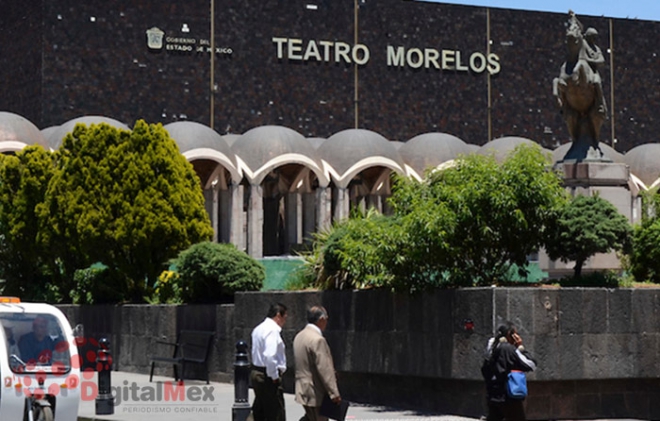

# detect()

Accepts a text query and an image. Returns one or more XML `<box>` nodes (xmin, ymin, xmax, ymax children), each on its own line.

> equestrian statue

<box><xmin>553</xmin><ymin>11</ymin><xmax>608</xmax><ymax>161</ymax></box>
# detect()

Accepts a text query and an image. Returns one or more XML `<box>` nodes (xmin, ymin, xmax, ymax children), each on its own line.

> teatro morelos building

<box><xmin>1</xmin><ymin>0</ymin><xmax>660</xmax><ymax>268</ymax></box>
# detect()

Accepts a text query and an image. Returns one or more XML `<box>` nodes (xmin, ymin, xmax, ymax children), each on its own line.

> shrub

<box><xmin>631</xmin><ymin>224</ymin><xmax>660</xmax><ymax>283</ymax></box>
<box><xmin>321</xmin><ymin>213</ymin><xmax>396</xmax><ymax>290</ymax></box>
<box><xmin>71</xmin><ymin>265</ymin><xmax>130</xmax><ymax>304</ymax></box>
<box><xmin>556</xmin><ymin>271</ymin><xmax>621</xmax><ymax>288</ymax></box>
<box><xmin>149</xmin><ymin>270</ymin><xmax>183</xmax><ymax>304</ymax></box>
<box><xmin>172</xmin><ymin>242</ymin><xmax>264</xmax><ymax>303</ymax></box>
<box><xmin>295</xmin><ymin>210</ymin><xmax>449</xmax><ymax>293</ymax></box>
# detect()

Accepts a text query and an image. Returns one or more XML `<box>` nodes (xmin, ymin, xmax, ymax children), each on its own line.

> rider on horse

<box><xmin>553</xmin><ymin>11</ymin><xmax>608</xmax><ymax>158</ymax></box>
<box><xmin>581</xmin><ymin>27</ymin><xmax>607</xmax><ymax>116</ymax></box>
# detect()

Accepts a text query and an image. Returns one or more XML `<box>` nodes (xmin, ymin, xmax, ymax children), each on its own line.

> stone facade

<box><xmin>1</xmin><ymin>0</ymin><xmax>660</xmax><ymax>152</ymax></box>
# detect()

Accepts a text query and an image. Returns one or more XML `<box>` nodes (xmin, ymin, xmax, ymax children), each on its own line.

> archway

<box><xmin>261</xmin><ymin>163</ymin><xmax>319</xmax><ymax>256</ymax></box>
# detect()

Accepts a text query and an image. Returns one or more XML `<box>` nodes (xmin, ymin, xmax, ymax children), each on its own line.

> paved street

<box><xmin>77</xmin><ymin>371</ymin><xmax>647</xmax><ymax>421</ymax></box>
<box><xmin>77</xmin><ymin>371</ymin><xmax>480</xmax><ymax>421</ymax></box>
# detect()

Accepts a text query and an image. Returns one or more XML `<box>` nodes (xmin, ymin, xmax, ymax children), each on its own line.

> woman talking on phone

<box><xmin>481</xmin><ymin>322</ymin><xmax>537</xmax><ymax>421</ymax></box>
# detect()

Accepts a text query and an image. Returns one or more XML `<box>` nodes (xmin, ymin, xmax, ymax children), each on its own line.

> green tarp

<box><xmin>259</xmin><ymin>258</ymin><xmax>304</xmax><ymax>290</ymax></box>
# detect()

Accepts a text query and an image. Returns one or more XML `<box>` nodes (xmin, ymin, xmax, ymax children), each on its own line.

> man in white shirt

<box><xmin>250</xmin><ymin>303</ymin><xmax>288</xmax><ymax>421</ymax></box>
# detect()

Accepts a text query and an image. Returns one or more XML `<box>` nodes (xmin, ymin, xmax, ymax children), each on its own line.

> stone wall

<box><xmin>58</xmin><ymin>303</ymin><xmax>236</xmax><ymax>381</ymax></box>
<box><xmin>59</xmin><ymin>288</ymin><xmax>660</xmax><ymax>419</ymax></box>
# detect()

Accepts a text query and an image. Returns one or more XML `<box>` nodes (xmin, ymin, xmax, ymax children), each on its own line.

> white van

<box><xmin>0</xmin><ymin>297</ymin><xmax>81</xmax><ymax>421</ymax></box>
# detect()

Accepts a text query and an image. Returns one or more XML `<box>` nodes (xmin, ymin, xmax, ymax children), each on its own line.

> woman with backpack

<box><xmin>481</xmin><ymin>322</ymin><xmax>537</xmax><ymax>421</ymax></box>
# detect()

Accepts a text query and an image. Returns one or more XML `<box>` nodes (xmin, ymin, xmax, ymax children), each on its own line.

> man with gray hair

<box><xmin>293</xmin><ymin>306</ymin><xmax>341</xmax><ymax>421</ymax></box>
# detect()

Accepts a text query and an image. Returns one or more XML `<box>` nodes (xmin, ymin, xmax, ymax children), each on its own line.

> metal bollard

<box><xmin>95</xmin><ymin>337</ymin><xmax>115</xmax><ymax>415</ymax></box>
<box><xmin>232</xmin><ymin>340</ymin><xmax>251</xmax><ymax>421</ymax></box>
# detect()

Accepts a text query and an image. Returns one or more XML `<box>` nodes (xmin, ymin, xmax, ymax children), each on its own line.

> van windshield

<box><xmin>1</xmin><ymin>313</ymin><xmax>72</xmax><ymax>374</ymax></box>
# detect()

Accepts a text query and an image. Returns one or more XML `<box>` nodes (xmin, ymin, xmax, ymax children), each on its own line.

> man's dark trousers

<box><xmin>250</xmin><ymin>369</ymin><xmax>285</xmax><ymax>421</ymax></box>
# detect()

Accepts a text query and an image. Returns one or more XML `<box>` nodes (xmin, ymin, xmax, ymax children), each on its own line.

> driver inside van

<box><xmin>18</xmin><ymin>316</ymin><xmax>55</xmax><ymax>364</ymax></box>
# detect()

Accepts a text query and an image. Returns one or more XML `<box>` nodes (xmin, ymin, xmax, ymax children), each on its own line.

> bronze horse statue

<box><xmin>553</xmin><ymin>12</ymin><xmax>608</xmax><ymax>161</ymax></box>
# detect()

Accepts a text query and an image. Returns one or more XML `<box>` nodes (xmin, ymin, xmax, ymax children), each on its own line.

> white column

<box><xmin>212</xmin><ymin>183</ymin><xmax>219</xmax><ymax>242</ymax></box>
<box><xmin>316</xmin><ymin>187</ymin><xmax>331</xmax><ymax>232</ymax></box>
<box><xmin>247</xmin><ymin>184</ymin><xmax>263</xmax><ymax>258</ymax></box>
<box><xmin>358</xmin><ymin>195</ymin><xmax>366</xmax><ymax>214</ymax></box>
<box><xmin>230</xmin><ymin>183</ymin><xmax>245</xmax><ymax>251</ymax></box>
<box><xmin>367</xmin><ymin>194</ymin><xmax>382</xmax><ymax>213</ymax></box>
<box><xmin>285</xmin><ymin>192</ymin><xmax>300</xmax><ymax>249</ymax></box>
<box><xmin>302</xmin><ymin>192</ymin><xmax>316</xmax><ymax>243</ymax></box>
<box><xmin>334</xmin><ymin>187</ymin><xmax>350</xmax><ymax>221</ymax></box>
<box><xmin>219</xmin><ymin>189</ymin><xmax>231</xmax><ymax>243</ymax></box>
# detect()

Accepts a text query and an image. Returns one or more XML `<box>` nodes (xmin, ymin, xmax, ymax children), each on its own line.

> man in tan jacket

<box><xmin>293</xmin><ymin>306</ymin><xmax>341</xmax><ymax>421</ymax></box>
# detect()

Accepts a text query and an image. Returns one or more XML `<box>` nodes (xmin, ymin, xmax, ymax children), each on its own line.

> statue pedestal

<box><xmin>541</xmin><ymin>161</ymin><xmax>638</xmax><ymax>276</ymax></box>
<box><xmin>559</xmin><ymin>160</ymin><xmax>629</xmax><ymax>193</ymax></box>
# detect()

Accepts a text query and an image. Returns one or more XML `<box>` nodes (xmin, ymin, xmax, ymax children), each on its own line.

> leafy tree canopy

<box><xmin>37</xmin><ymin>120</ymin><xmax>213</xmax><ymax>301</ymax></box>
<box><xmin>391</xmin><ymin>144</ymin><xmax>566</xmax><ymax>285</ymax></box>
<box><xmin>0</xmin><ymin>146</ymin><xmax>56</xmax><ymax>300</ymax></box>
<box><xmin>299</xmin><ymin>144</ymin><xmax>567</xmax><ymax>291</ymax></box>
<box><xmin>629</xmin><ymin>191</ymin><xmax>660</xmax><ymax>283</ymax></box>
<box><xmin>545</xmin><ymin>194</ymin><xmax>632</xmax><ymax>278</ymax></box>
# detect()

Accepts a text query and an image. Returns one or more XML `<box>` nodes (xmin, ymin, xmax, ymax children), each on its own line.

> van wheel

<box><xmin>33</xmin><ymin>404</ymin><xmax>53</xmax><ymax>421</ymax></box>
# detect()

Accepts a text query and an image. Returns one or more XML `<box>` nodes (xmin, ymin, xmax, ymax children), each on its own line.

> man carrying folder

<box><xmin>293</xmin><ymin>306</ymin><xmax>344</xmax><ymax>421</ymax></box>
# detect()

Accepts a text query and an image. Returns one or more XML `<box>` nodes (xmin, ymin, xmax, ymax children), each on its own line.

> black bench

<box><xmin>149</xmin><ymin>330</ymin><xmax>215</xmax><ymax>384</ymax></box>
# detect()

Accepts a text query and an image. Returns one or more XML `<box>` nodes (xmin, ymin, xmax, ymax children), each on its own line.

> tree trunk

<box><xmin>574</xmin><ymin>259</ymin><xmax>584</xmax><ymax>278</ymax></box>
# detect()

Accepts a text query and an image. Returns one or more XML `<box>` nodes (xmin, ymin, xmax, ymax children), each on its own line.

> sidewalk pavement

<box><xmin>77</xmin><ymin>371</ymin><xmax>480</xmax><ymax>421</ymax></box>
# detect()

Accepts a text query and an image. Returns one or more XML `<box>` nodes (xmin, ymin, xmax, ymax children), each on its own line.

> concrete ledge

<box><xmin>561</xmin><ymin>162</ymin><xmax>630</xmax><ymax>186</ymax></box>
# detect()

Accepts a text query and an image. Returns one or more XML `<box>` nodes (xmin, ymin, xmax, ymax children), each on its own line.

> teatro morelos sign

<box><xmin>145</xmin><ymin>28</ymin><xmax>500</xmax><ymax>75</ymax></box>
<box><xmin>272</xmin><ymin>37</ymin><xmax>501</xmax><ymax>75</ymax></box>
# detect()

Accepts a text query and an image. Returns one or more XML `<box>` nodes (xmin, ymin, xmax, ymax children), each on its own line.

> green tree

<box><xmin>391</xmin><ymin>144</ymin><xmax>566</xmax><ymax>285</ymax></box>
<box><xmin>387</xmin><ymin>175</ymin><xmax>457</xmax><ymax>288</ymax></box>
<box><xmin>300</xmin><ymin>144</ymin><xmax>566</xmax><ymax>290</ymax></box>
<box><xmin>38</xmin><ymin>121</ymin><xmax>213</xmax><ymax>301</ymax></box>
<box><xmin>172</xmin><ymin>241</ymin><xmax>264</xmax><ymax>303</ymax></box>
<box><xmin>545</xmin><ymin>194</ymin><xmax>632</xmax><ymax>278</ymax></box>
<box><xmin>318</xmin><ymin>211</ymin><xmax>398</xmax><ymax>290</ymax></box>
<box><xmin>0</xmin><ymin>146</ymin><xmax>57</xmax><ymax>300</ymax></box>
<box><xmin>629</xmin><ymin>192</ymin><xmax>660</xmax><ymax>283</ymax></box>
<box><xmin>294</xmin><ymin>206</ymin><xmax>453</xmax><ymax>293</ymax></box>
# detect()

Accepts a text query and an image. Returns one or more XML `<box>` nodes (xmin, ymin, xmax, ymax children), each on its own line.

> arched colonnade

<box><xmin>2</xmin><ymin>112</ymin><xmax>660</xmax><ymax>259</ymax></box>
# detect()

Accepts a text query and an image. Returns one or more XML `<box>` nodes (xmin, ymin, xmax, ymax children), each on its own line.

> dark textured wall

<box><xmin>59</xmin><ymin>288</ymin><xmax>660</xmax><ymax>419</ymax></box>
<box><xmin>0</xmin><ymin>0</ymin><xmax>43</xmax><ymax>124</ymax></box>
<box><xmin>234</xmin><ymin>288</ymin><xmax>660</xmax><ymax>419</ymax></box>
<box><xmin>611</xmin><ymin>19</ymin><xmax>660</xmax><ymax>152</ymax></box>
<box><xmin>2</xmin><ymin>0</ymin><xmax>660</xmax><ymax>151</ymax></box>
<box><xmin>58</xmin><ymin>304</ymin><xmax>236</xmax><ymax>381</ymax></box>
